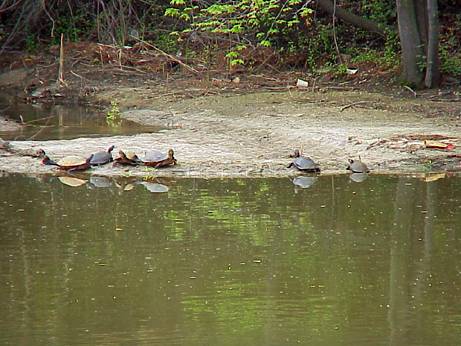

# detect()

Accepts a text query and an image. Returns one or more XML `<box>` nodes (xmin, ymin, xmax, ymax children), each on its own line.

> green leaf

<box><xmin>225</xmin><ymin>51</ymin><xmax>239</xmax><ymax>59</ymax></box>
<box><xmin>260</xmin><ymin>40</ymin><xmax>271</xmax><ymax>47</ymax></box>
<box><xmin>230</xmin><ymin>58</ymin><xmax>244</xmax><ymax>66</ymax></box>
<box><xmin>299</xmin><ymin>8</ymin><xmax>313</xmax><ymax>18</ymax></box>
<box><xmin>164</xmin><ymin>8</ymin><xmax>180</xmax><ymax>17</ymax></box>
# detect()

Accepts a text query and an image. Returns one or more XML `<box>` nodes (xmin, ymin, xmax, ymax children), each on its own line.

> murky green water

<box><xmin>0</xmin><ymin>173</ymin><xmax>460</xmax><ymax>346</ymax></box>
<box><xmin>0</xmin><ymin>102</ymin><xmax>159</xmax><ymax>140</ymax></box>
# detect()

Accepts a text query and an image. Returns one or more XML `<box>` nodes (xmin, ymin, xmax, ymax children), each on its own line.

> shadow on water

<box><xmin>0</xmin><ymin>173</ymin><xmax>460</xmax><ymax>346</ymax></box>
<box><xmin>0</xmin><ymin>101</ymin><xmax>160</xmax><ymax>140</ymax></box>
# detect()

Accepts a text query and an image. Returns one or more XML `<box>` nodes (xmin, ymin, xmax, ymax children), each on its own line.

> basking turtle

<box><xmin>287</xmin><ymin>149</ymin><xmax>320</xmax><ymax>173</ymax></box>
<box><xmin>142</xmin><ymin>148</ymin><xmax>177</xmax><ymax>168</ymax></box>
<box><xmin>42</xmin><ymin>154</ymin><xmax>94</xmax><ymax>172</ymax></box>
<box><xmin>346</xmin><ymin>158</ymin><xmax>370</xmax><ymax>173</ymax></box>
<box><xmin>90</xmin><ymin>145</ymin><xmax>115</xmax><ymax>166</ymax></box>
<box><xmin>114</xmin><ymin>150</ymin><xmax>142</xmax><ymax>166</ymax></box>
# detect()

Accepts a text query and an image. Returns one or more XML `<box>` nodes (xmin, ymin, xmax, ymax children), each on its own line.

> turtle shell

<box><xmin>347</xmin><ymin>159</ymin><xmax>369</xmax><ymax>173</ymax></box>
<box><xmin>143</xmin><ymin>150</ymin><xmax>166</xmax><ymax>162</ymax></box>
<box><xmin>142</xmin><ymin>149</ymin><xmax>176</xmax><ymax>168</ymax></box>
<box><xmin>293</xmin><ymin>157</ymin><xmax>318</xmax><ymax>171</ymax></box>
<box><xmin>57</xmin><ymin>155</ymin><xmax>88</xmax><ymax>168</ymax></box>
<box><xmin>288</xmin><ymin>150</ymin><xmax>320</xmax><ymax>172</ymax></box>
<box><xmin>115</xmin><ymin>150</ymin><xmax>141</xmax><ymax>165</ymax></box>
<box><xmin>125</xmin><ymin>151</ymin><xmax>139</xmax><ymax>161</ymax></box>
<box><xmin>90</xmin><ymin>145</ymin><xmax>114</xmax><ymax>165</ymax></box>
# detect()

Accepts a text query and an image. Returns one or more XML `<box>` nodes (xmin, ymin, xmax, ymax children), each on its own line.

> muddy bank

<box><xmin>0</xmin><ymin>91</ymin><xmax>460</xmax><ymax>178</ymax></box>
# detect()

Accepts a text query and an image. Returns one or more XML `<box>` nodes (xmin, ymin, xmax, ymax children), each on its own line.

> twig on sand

<box><xmin>340</xmin><ymin>101</ymin><xmax>370</xmax><ymax>112</ymax></box>
<box><xmin>129</xmin><ymin>35</ymin><xmax>201</xmax><ymax>76</ymax></box>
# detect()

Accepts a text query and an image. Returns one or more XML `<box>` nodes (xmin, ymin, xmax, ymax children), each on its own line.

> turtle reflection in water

<box><xmin>58</xmin><ymin>176</ymin><xmax>87</xmax><ymax>187</ymax></box>
<box><xmin>350</xmin><ymin>173</ymin><xmax>369</xmax><ymax>183</ymax></box>
<box><xmin>292</xmin><ymin>176</ymin><xmax>318</xmax><ymax>189</ymax></box>
<box><xmin>139</xmin><ymin>181</ymin><xmax>169</xmax><ymax>193</ymax></box>
<box><xmin>89</xmin><ymin>176</ymin><xmax>113</xmax><ymax>188</ymax></box>
<box><xmin>288</xmin><ymin>149</ymin><xmax>320</xmax><ymax>173</ymax></box>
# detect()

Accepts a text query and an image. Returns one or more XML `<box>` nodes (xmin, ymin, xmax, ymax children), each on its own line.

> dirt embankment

<box><xmin>1</xmin><ymin>83</ymin><xmax>460</xmax><ymax>178</ymax></box>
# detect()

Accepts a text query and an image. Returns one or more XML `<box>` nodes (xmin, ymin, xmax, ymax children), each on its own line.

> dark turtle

<box><xmin>90</xmin><ymin>145</ymin><xmax>115</xmax><ymax>166</ymax></box>
<box><xmin>114</xmin><ymin>150</ymin><xmax>142</xmax><ymax>166</ymax></box>
<box><xmin>287</xmin><ymin>149</ymin><xmax>320</xmax><ymax>172</ymax></box>
<box><xmin>347</xmin><ymin>158</ymin><xmax>370</xmax><ymax>173</ymax></box>
<box><xmin>142</xmin><ymin>148</ymin><xmax>177</xmax><ymax>168</ymax></box>
<box><xmin>42</xmin><ymin>154</ymin><xmax>94</xmax><ymax>172</ymax></box>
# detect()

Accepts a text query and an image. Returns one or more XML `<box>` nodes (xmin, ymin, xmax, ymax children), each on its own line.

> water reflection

<box><xmin>0</xmin><ymin>174</ymin><xmax>460</xmax><ymax>346</ymax></box>
<box><xmin>292</xmin><ymin>176</ymin><xmax>318</xmax><ymax>189</ymax></box>
<box><xmin>0</xmin><ymin>102</ymin><xmax>160</xmax><ymax>140</ymax></box>
<box><xmin>350</xmin><ymin>172</ymin><xmax>368</xmax><ymax>183</ymax></box>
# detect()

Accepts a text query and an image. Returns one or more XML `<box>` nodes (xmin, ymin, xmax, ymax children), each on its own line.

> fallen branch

<box><xmin>403</xmin><ymin>85</ymin><xmax>417</xmax><ymax>97</ymax></box>
<box><xmin>129</xmin><ymin>35</ymin><xmax>201</xmax><ymax>76</ymax></box>
<box><xmin>56</xmin><ymin>33</ymin><xmax>68</xmax><ymax>88</ymax></box>
<box><xmin>340</xmin><ymin>100</ymin><xmax>370</xmax><ymax>112</ymax></box>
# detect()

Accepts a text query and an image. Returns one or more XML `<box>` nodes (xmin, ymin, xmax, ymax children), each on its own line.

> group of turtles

<box><xmin>288</xmin><ymin>149</ymin><xmax>370</xmax><ymax>174</ymax></box>
<box><xmin>35</xmin><ymin>144</ymin><xmax>368</xmax><ymax>175</ymax></box>
<box><xmin>39</xmin><ymin>145</ymin><xmax>177</xmax><ymax>172</ymax></box>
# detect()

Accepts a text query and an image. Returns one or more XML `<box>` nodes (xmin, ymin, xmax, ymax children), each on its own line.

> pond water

<box><xmin>0</xmin><ymin>102</ymin><xmax>160</xmax><ymax>140</ymax></box>
<box><xmin>0</xmin><ymin>173</ymin><xmax>460</xmax><ymax>345</ymax></box>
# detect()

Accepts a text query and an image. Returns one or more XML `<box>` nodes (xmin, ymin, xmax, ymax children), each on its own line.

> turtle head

<box><xmin>118</xmin><ymin>150</ymin><xmax>127</xmax><ymax>159</ymax></box>
<box><xmin>290</xmin><ymin>149</ymin><xmax>300</xmax><ymax>158</ymax></box>
<box><xmin>346</xmin><ymin>159</ymin><xmax>354</xmax><ymax>170</ymax></box>
<box><xmin>86</xmin><ymin>154</ymin><xmax>94</xmax><ymax>163</ymax></box>
<box><xmin>168</xmin><ymin>149</ymin><xmax>175</xmax><ymax>159</ymax></box>
<box><xmin>107</xmin><ymin>145</ymin><xmax>115</xmax><ymax>153</ymax></box>
<box><xmin>35</xmin><ymin>149</ymin><xmax>46</xmax><ymax>158</ymax></box>
<box><xmin>41</xmin><ymin>156</ymin><xmax>57</xmax><ymax>166</ymax></box>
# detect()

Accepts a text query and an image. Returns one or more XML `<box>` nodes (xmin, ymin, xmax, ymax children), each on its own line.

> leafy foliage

<box><xmin>165</xmin><ymin>0</ymin><xmax>314</xmax><ymax>66</ymax></box>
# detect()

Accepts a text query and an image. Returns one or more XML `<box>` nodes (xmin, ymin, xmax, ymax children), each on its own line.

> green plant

<box><xmin>165</xmin><ymin>0</ymin><xmax>315</xmax><ymax>66</ymax></box>
<box><xmin>25</xmin><ymin>34</ymin><xmax>38</xmax><ymax>53</ymax></box>
<box><xmin>440</xmin><ymin>48</ymin><xmax>461</xmax><ymax>76</ymax></box>
<box><xmin>106</xmin><ymin>100</ymin><xmax>121</xmax><ymax>127</ymax></box>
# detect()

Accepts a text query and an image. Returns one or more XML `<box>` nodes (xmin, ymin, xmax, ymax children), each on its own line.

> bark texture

<box><xmin>316</xmin><ymin>0</ymin><xmax>386</xmax><ymax>36</ymax></box>
<box><xmin>396</xmin><ymin>0</ymin><xmax>441</xmax><ymax>88</ymax></box>
<box><xmin>425</xmin><ymin>0</ymin><xmax>441</xmax><ymax>88</ymax></box>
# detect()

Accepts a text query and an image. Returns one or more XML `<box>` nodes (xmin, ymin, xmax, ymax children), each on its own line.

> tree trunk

<box><xmin>396</xmin><ymin>0</ymin><xmax>424</xmax><ymax>87</ymax></box>
<box><xmin>396</xmin><ymin>0</ymin><xmax>441</xmax><ymax>88</ymax></box>
<box><xmin>425</xmin><ymin>0</ymin><xmax>441</xmax><ymax>88</ymax></box>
